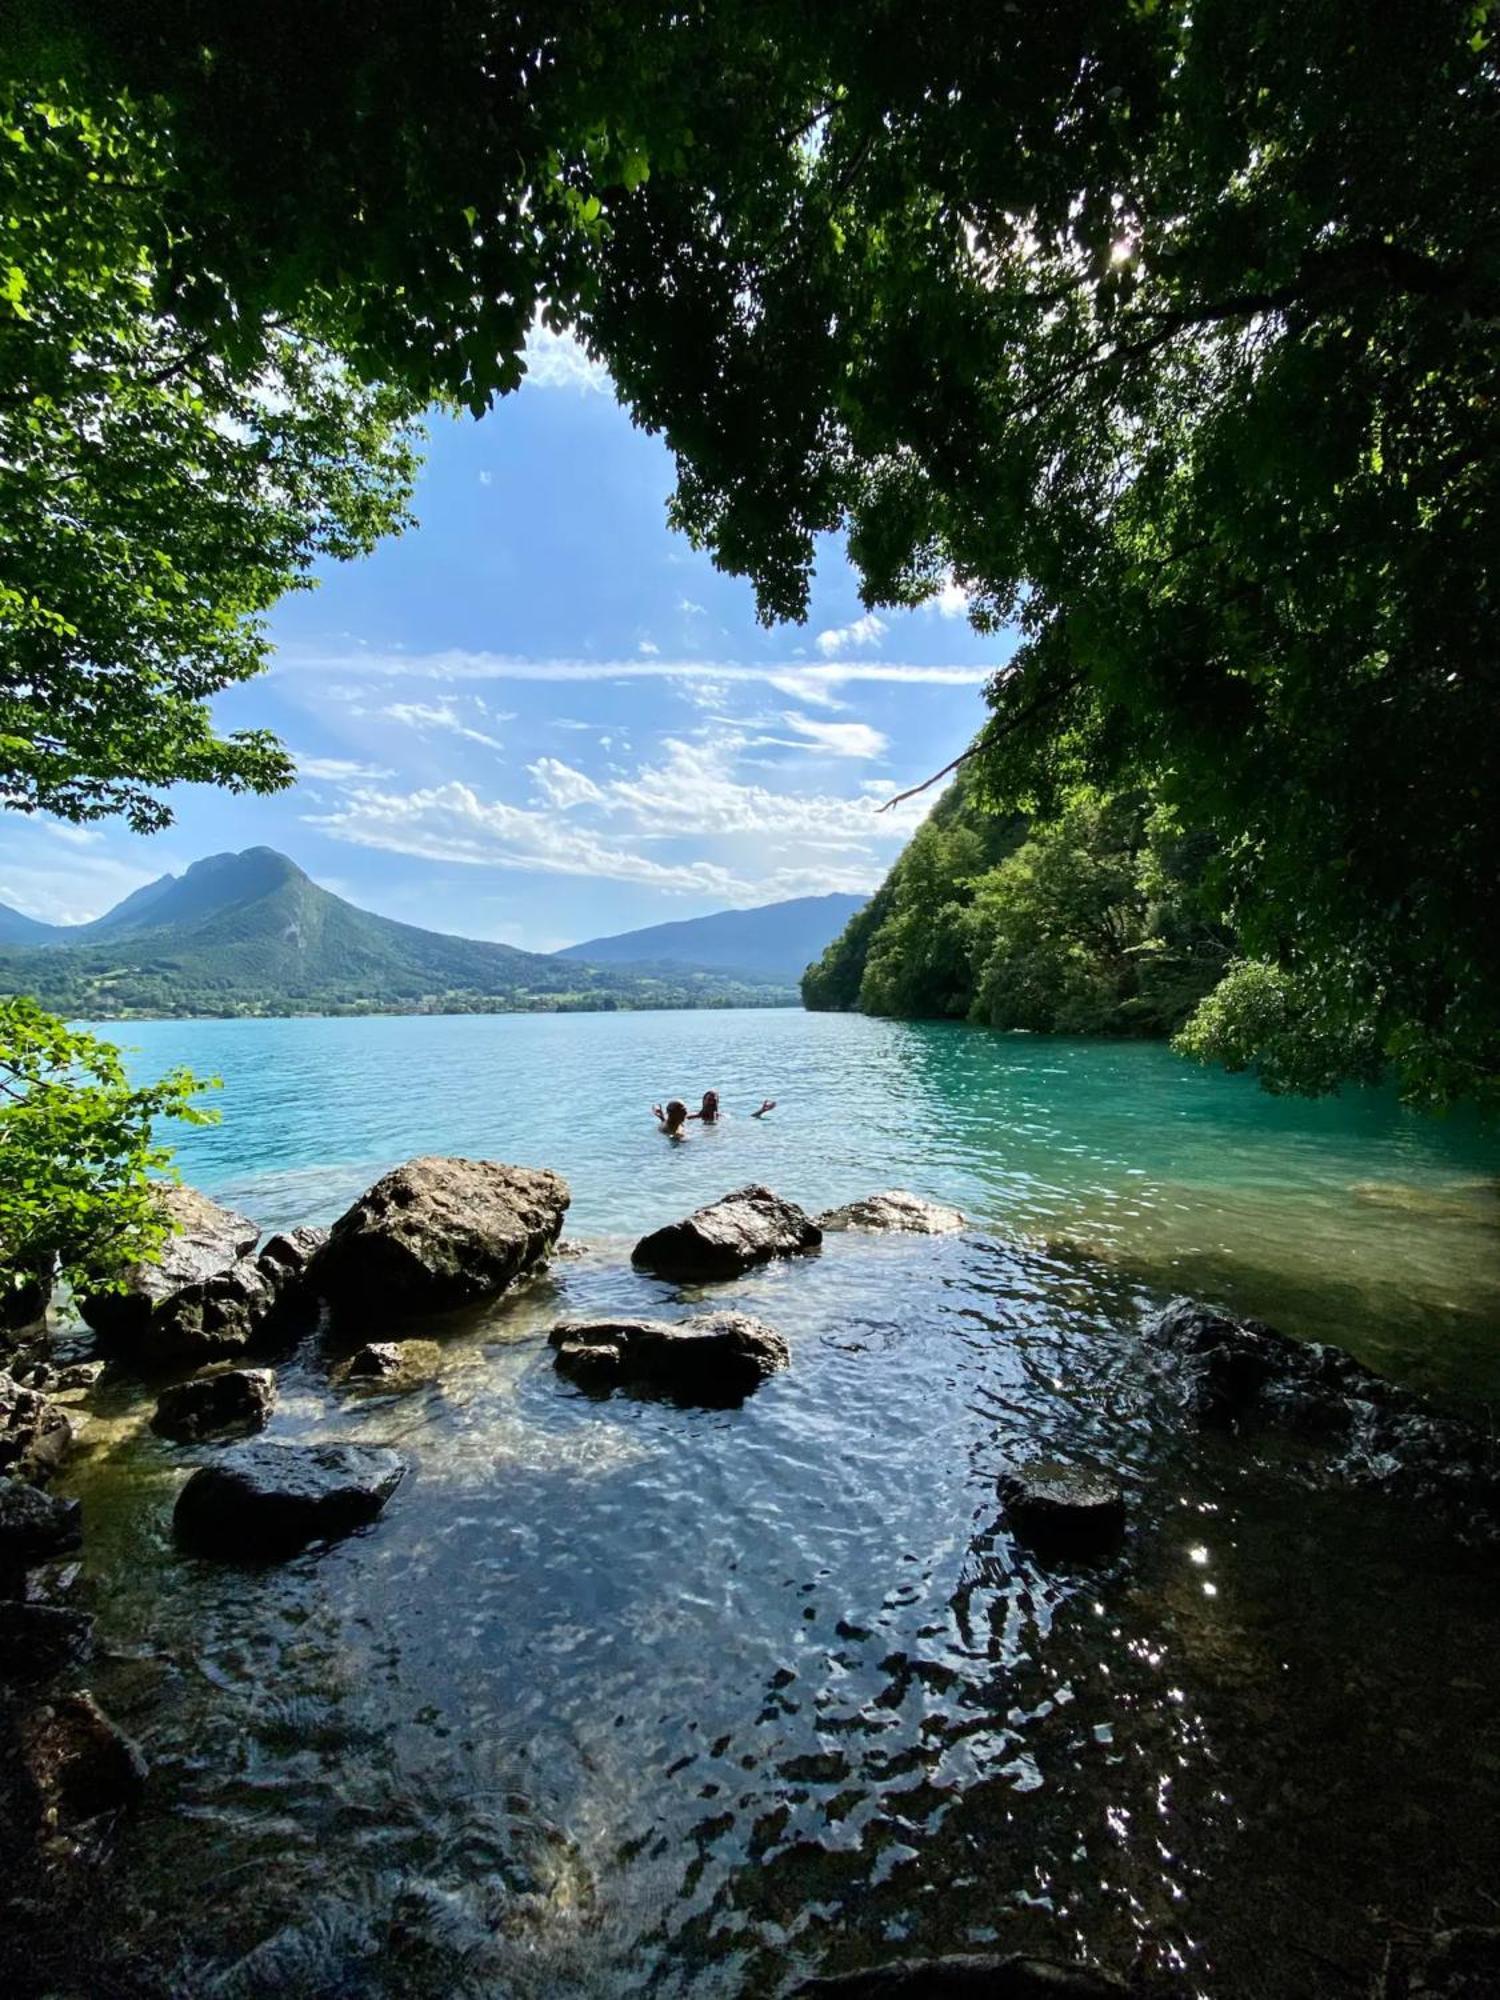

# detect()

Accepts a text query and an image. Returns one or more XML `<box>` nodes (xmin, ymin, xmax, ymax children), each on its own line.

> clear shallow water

<box><xmin>32</xmin><ymin>1012</ymin><xmax>1500</xmax><ymax>1997</ymax></box>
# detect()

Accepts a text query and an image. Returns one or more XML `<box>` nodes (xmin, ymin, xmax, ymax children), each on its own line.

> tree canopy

<box><xmin>6</xmin><ymin>1</ymin><xmax>1499</xmax><ymax>1103</ymax></box>
<box><xmin>0</xmin><ymin>82</ymin><xmax>421</xmax><ymax>832</ymax></box>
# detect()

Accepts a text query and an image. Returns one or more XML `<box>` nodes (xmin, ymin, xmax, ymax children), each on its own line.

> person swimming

<box><xmin>652</xmin><ymin>1098</ymin><xmax>690</xmax><ymax>1138</ymax></box>
<box><xmin>690</xmin><ymin>1090</ymin><xmax>721</xmax><ymax>1123</ymax></box>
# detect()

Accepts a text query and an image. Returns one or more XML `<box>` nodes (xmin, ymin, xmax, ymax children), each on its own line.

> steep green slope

<box><xmin>558</xmin><ymin>893</ymin><xmax>867</xmax><ymax>982</ymax></box>
<box><xmin>0</xmin><ymin>850</ymin><xmax>794</xmax><ymax>1018</ymax></box>
<box><xmin>803</xmin><ymin>779</ymin><xmax>1232</xmax><ymax>1038</ymax></box>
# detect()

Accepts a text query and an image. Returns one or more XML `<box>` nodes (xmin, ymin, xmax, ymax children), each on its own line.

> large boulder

<box><xmin>79</xmin><ymin>1184</ymin><xmax>259</xmax><ymax>1344</ymax></box>
<box><xmin>632</xmin><ymin>1185</ymin><xmax>822</xmax><ymax>1283</ymax></box>
<box><xmin>151</xmin><ymin>1367</ymin><xmax>277</xmax><ymax>1442</ymax></box>
<box><xmin>173</xmin><ymin>1441</ymin><xmax>406</xmax><ymax>1560</ymax></box>
<box><xmin>0</xmin><ymin>1372</ymin><xmax>74</xmax><ymax>1485</ymax></box>
<box><xmin>21</xmin><ymin>1691</ymin><xmax>148</xmax><ymax>1827</ymax></box>
<box><xmin>0</xmin><ymin>1479</ymin><xmax>81</xmax><ymax>1578</ymax></box>
<box><xmin>551</xmin><ymin>1312</ymin><xmax>790</xmax><ymax>1404</ymax></box>
<box><xmin>791</xmin><ymin>1954</ymin><xmax>1127</xmax><ymax>1997</ymax></box>
<box><xmin>316</xmin><ymin>1157</ymin><xmax>569</xmax><ymax>1320</ymax></box>
<box><xmin>817</xmin><ymin>1190</ymin><xmax>966</xmax><ymax>1235</ymax></box>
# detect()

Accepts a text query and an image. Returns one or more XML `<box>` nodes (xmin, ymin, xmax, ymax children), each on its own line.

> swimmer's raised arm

<box><xmin>751</xmin><ymin>1099</ymin><xmax>777</xmax><ymax>1118</ymax></box>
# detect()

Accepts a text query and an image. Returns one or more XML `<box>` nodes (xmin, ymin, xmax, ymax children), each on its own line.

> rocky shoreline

<box><xmin>2</xmin><ymin>1156</ymin><xmax>1498</xmax><ymax>1996</ymax></box>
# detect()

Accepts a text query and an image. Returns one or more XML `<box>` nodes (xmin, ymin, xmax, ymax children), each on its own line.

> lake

<box><xmin>35</xmin><ymin>1010</ymin><xmax>1500</xmax><ymax>1996</ymax></box>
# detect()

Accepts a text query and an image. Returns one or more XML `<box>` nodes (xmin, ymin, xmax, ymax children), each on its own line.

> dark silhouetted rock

<box><xmin>0</xmin><ymin>1478</ymin><xmax>81</xmax><ymax>1573</ymax></box>
<box><xmin>0</xmin><ymin>1601</ymin><xmax>94</xmax><ymax>1682</ymax></box>
<box><xmin>173</xmin><ymin>1441</ymin><xmax>406</xmax><ymax>1559</ymax></box>
<box><xmin>151</xmin><ymin>1367</ymin><xmax>277</xmax><ymax>1442</ymax></box>
<box><xmin>79</xmin><ymin>1184</ymin><xmax>259</xmax><ymax>1343</ymax></box>
<box><xmin>0</xmin><ymin>1269</ymin><xmax>50</xmax><ymax>1341</ymax></box>
<box><xmin>1143</xmin><ymin>1296</ymin><xmax>1500</xmax><ymax>1539</ymax></box>
<box><xmin>551</xmin><ymin>1312</ymin><xmax>790</xmax><ymax>1403</ymax></box>
<box><xmin>0</xmin><ymin>1371</ymin><xmax>74</xmax><ymax>1485</ymax></box>
<box><xmin>817</xmin><ymin>1191</ymin><xmax>966</xmax><ymax>1234</ymax></box>
<box><xmin>632</xmin><ymin>1184</ymin><xmax>822</xmax><ymax>1283</ymax></box>
<box><xmin>21</xmin><ymin>1691</ymin><xmax>147</xmax><ymax>1826</ymax></box>
<box><xmin>1393</xmin><ymin>1926</ymin><xmax>1500</xmax><ymax>1999</ymax></box>
<box><xmin>998</xmin><ymin>1462</ymin><xmax>1126</xmax><ymax>1558</ymax></box>
<box><xmin>316</xmin><ymin>1157</ymin><xmax>569</xmax><ymax>1320</ymax></box>
<box><xmin>790</xmin><ymin>1953</ymin><xmax>1127</xmax><ymax>1997</ymax></box>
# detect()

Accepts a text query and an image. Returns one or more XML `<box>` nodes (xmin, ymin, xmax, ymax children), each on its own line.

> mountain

<box><xmin>556</xmin><ymin>893</ymin><xmax>868</xmax><ymax>983</ymax></box>
<box><xmin>0</xmin><ymin>902</ymin><xmax>67</xmax><ymax>947</ymax></box>
<box><xmin>0</xmin><ymin>849</ymin><xmax>797</xmax><ymax>1019</ymax></box>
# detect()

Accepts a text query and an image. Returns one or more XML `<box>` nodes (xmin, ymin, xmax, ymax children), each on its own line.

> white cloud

<box><xmin>276</xmin><ymin>644</ymin><xmax>996</xmax><ymax>705</ymax></box>
<box><xmin>931</xmin><ymin>573</ymin><xmax>970</xmax><ymax>619</ymax></box>
<box><xmin>523</xmin><ymin>321</ymin><xmax>610</xmax><ymax>395</ymax></box>
<box><xmin>637</xmin><ymin>639</ymin><xmax>660</xmax><ymax>656</ymax></box>
<box><xmin>782</xmin><ymin>714</ymin><xmax>889</xmax><ymax>760</ymax></box>
<box><xmin>528</xmin><ymin>757</ymin><xmax>605</xmax><ymax>809</ymax></box>
<box><xmin>380</xmin><ymin>699</ymin><xmax>505</xmax><ymax>753</ymax></box>
<box><xmin>815</xmin><ymin>612</ymin><xmax>888</xmax><ymax>658</ymax></box>
<box><xmin>290</xmin><ymin>752</ymin><xmax>396</xmax><ymax>783</ymax></box>
<box><xmin>477</xmin><ymin>471</ymin><xmax>493</xmax><ymax>487</ymax></box>
<box><xmin>303</xmin><ymin>730</ymin><xmax>932</xmax><ymax>908</ymax></box>
<box><xmin>678</xmin><ymin>597</ymin><xmax>706</xmax><ymax>616</ymax></box>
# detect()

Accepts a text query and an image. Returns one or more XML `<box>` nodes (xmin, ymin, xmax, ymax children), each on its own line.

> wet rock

<box><xmin>316</xmin><ymin>1157</ymin><xmax>569</xmax><ymax>1320</ymax></box>
<box><xmin>998</xmin><ymin>1462</ymin><xmax>1127</xmax><ymax>1558</ymax></box>
<box><xmin>0</xmin><ymin>1479</ymin><xmax>82</xmax><ymax>1574</ymax></box>
<box><xmin>790</xmin><ymin>1953</ymin><xmax>1127</xmax><ymax>1997</ymax></box>
<box><xmin>52</xmin><ymin>1360</ymin><xmax>106</xmax><ymax>1394</ymax></box>
<box><xmin>551</xmin><ymin>1312</ymin><xmax>790</xmax><ymax>1404</ymax></box>
<box><xmin>341</xmin><ymin>1340</ymin><xmax>441</xmax><ymax>1384</ymax></box>
<box><xmin>0</xmin><ymin>1601</ymin><xmax>94</xmax><ymax>1682</ymax></box>
<box><xmin>133</xmin><ymin>1255</ymin><xmax>280</xmax><ymax>1370</ymax></box>
<box><xmin>1143</xmin><ymin>1296</ymin><xmax>1500</xmax><ymax>1536</ymax></box>
<box><xmin>173</xmin><ymin>1441</ymin><xmax>406</xmax><ymax>1559</ymax></box>
<box><xmin>817</xmin><ymin>1190</ymin><xmax>966</xmax><ymax>1235</ymax></box>
<box><xmin>21</xmin><ymin>1691</ymin><xmax>147</xmax><ymax>1826</ymax></box>
<box><xmin>151</xmin><ymin>1367</ymin><xmax>277</xmax><ymax>1442</ymax></box>
<box><xmin>632</xmin><ymin>1184</ymin><xmax>822</xmax><ymax>1283</ymax></box>
<box><xmin>257</xmin><ymin>1225</ymin><xmax>328</xmax><ymax>1291</ymax></box>
<box><xmin>79</xmin><ymin>1183</ymin><xmax>259</xmax><ymax>1344</ymax></box>
<box><xmin>0</xmin><ymin>1371</ymin><xmax>74</xmax><ymax>1485</ymax></box>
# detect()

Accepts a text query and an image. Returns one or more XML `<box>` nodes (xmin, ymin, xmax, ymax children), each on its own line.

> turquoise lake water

<box><xmin>100</xmin><ymin>1007</ymin><xmax>1500</xmax><ymax>1397</ymax></box>
<box><xmin>32</xmin><ymin>1010</ymin><xmax>1500</xmax><ymax>1998</ymax></box>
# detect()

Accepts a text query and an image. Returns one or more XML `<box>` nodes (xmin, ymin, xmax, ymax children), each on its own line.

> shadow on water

<box><xmin>27</xmin><ymin>1221</ymin><xmax>1500</xmax><ymax>1999</ymax></box>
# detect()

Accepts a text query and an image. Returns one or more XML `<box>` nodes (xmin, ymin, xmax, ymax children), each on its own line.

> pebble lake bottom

<box><xmin>26</xmin><ymin>1009</ymin><xmax>1500</xmax><ymax>1995</ymax></box>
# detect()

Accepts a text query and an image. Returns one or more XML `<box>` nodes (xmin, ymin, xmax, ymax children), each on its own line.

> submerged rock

<box><xmin>51</xmin><ymin>1360</ymin><xmax>106</xmax><ymax>1394</ymax></box>
<box><xmin>341</xmin><ymin>1340</ymin><xmax>441</xmax><ymax>1385</ymax></box>
<box><xmin>21</xmin><ymin>1691</ymin><xmax>147</xmax><ymax>1827</ymax></box>
<box><xmin>0</xmin><ymin>1601</ymin><xmax>94</xmax><ymax>1682</ymax></box>
<box><xmin>316</xmin><ymin>1157</ymin><xmax>569</xmax><ymax>1320</ymax></box>
<box><xmin>998</xmin><ymin>1462</ymin><xmax>1127</xmax><ymax>1558</ymax></box>
<box><xmin>173</xmin><ymin>1441</ymin><xmax>406</xmax><ymax>1559</ymax></box>
<box><xmin>79</xmin><ymin>1184</ymin><xmax>259</xmax><ymax>1344</ymax></box>
<box><xmin>151</xmin><ymin>1367</ymin><xmax>277</xmax><ymax>1442</ymax></box>
<box><xmin>817</xmin><ymin>1190</ymin><xmax>966</xmax><ymax>1235</ymax></box>
<box><xmin>551</xmin><ymin>1312</ymin><xmax>790</xmax><ymax>1403</ymax></box>
<box><xmin>0</xmin><ymin>1478</ymin><xmax>82</xmax><ymax>1575</ymax></box>
<box><xmin>632</xmin><ymin>1184</ymin><xmax>822</xmax><ymax>1283</ymax></box>
<box><xmin>791</xmin><ymin>1953</ymin><xmax>1127</xmax><ymax>1997</ymax></box>
<box><xmin>0</xmin><ymin>1371</ymin><xmax>74</xmax><ymax>1485</ymax></box>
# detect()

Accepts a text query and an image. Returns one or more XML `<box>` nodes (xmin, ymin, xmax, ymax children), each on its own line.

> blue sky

<box><xmin>0</xmin><ymin>331</ymin><xmax>1008</xmax><ymax>951</ymax></box>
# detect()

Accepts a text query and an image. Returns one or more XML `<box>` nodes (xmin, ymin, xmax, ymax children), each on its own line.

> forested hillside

<box><xmin>804</xmin><ymin>778</ymin><xmax>1232</xmax><ymax>1039</ymax></box>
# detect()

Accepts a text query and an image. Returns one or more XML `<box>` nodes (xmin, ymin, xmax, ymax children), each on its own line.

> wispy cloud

<box><xmin>815</xmin><ymin>612</ymin><xmax>887</xmax><ymax>658</ymax></box>
<box><xmin>290</xmin><ymin>752</ymin><xmax>396</xmax><ymax>783</ymax></box>
<box><xmin>782</xmin><ymin>714</ymin><xmax>889</xmax><ymax>760</ymax></box>
<box><xmin>380</xmin><ymin>699</ymin><xmax>506</xmax><ymax>752</ymax></box>
<box><xmin>528</xmin><ymin>757</ymin><xmax>605</xmax><ymax>809</ymax></box>
<box><xmin>276</xmin><ymin>644</ymin><xmax>996</xmax><ymax>705</ymax></box>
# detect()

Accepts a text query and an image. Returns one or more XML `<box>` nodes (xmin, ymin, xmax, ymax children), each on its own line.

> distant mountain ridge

<box><xmin>557</xmin><ymin>892</ymin><xmax>867</xmax><ymax>983</ymax></box>
<box><xmin>0</xmin><ymin>849</ymin><xmax>806</xmax><ymax>1020</ymax></box>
